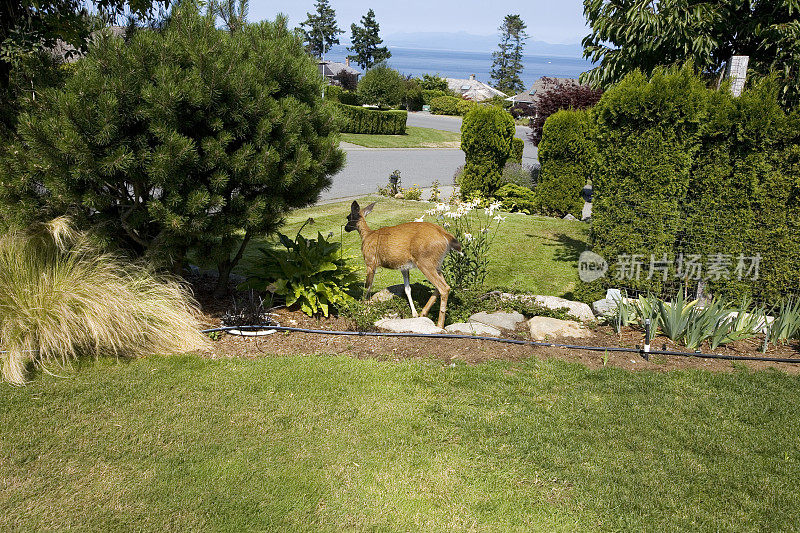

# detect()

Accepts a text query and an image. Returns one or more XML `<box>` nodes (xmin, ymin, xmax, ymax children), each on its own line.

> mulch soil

<box><xmin>191</xmin><ymin>274</ymin><xmax>800</xmax><ymax>374</ymax></box>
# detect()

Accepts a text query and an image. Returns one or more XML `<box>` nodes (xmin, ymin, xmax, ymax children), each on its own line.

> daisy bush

<box><xmin>424</xmin><ymin>198</ymin><xmax>505</xmax><ymax>290</ymax></box>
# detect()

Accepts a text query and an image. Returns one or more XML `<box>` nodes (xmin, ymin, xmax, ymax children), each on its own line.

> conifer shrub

<box><xmin>580</xmin><ymin>67</ymin><xmax>800</xmax><ymax>302</ymax></box>
<box><xmin>0</xmin><ymin>6</ymin><xmax>345</xmax><ymax>296</ymax></box>
<box><xmin>537</xmin><ymin>109</ymin><xmax>598</xmax><ymax>219</ymax></box>
<box><xmin>459</xmin><ymin>106</ymin><xmax>515</xmax><ymax>197</ymax></box>
<box><xmin>335</xmin><ymin>104</ymin><xmax>407</xmax><ymax>134</ymax></box>
<box><xmin>494</xmin><ymin>183</ymin><xmax>537</xmax><ymax>213</ymax></box>
<box><xmin>510</xmin><ymin>137</ymin><xmax>524</xmax><ymax>163</ymax></box>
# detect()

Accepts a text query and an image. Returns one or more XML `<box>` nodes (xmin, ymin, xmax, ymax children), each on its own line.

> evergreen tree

<box><xmin>0</xmin><ymin>4</ymin><xmax>345</xmax><ymax>295</ymax></box>
<box><xmin>490</xmin><ymin>14</ymin><xmax>528</xmax><ymax>95</ymax></box>
<box><xmin>347</xmin><ymin>9</ymin><xmax>390</xmax><ymax>70</ymax></box>
<box><xmin>299</xmin><ymin>0</ymin><xmax>343</xmax><ymax>59</ymax></box>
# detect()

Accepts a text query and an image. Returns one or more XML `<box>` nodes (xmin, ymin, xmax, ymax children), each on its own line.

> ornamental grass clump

<box><xmin>0</xmin><ymin>218</ymin><xmax>209</xmax><ymax>385</ymax></box>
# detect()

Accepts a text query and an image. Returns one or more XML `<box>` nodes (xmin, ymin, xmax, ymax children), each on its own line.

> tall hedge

<box><xmin>335</xmin><ymin>104</ymin><xmax>407</xmax><ymax>134</ymax></box>
<box><xmin>460</xmin><ymin>105</ymin><xmax>515</xmax><ymax>197</ymax></box>
<box><xmin>581</xmin><ymin>67</ymin><xmax>800</xmax><ymax>303</ymax></box>
<box><xmin>536</xmin><ymin>109</ymin><xmax>597</xmax><ymax>218</ymax></box>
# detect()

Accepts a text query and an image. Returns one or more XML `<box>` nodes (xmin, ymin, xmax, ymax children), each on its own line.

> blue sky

<box><xmin>247</xmin><ymin>0</ymin><xmax>589</xmax><ymax>44</ymax></box>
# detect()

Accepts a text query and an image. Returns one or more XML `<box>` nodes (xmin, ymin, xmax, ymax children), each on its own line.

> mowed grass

<box><xmin>236</xmin><ymin>196</ymin><xmax>589</xmax><ymax>297</ymax></box>
<box><xmin>340</xmin><ymin>126</ymin><xmax>461</xmax><ymax>148</ymax></box>
<box><xmin>3</xmin><ymin>355</ymin><xmax>799</xmax><ymax>531</ymax></box>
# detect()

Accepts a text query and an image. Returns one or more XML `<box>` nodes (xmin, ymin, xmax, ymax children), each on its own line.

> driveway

<box><xmin>320</xmin><ymin>112</ymin><xmax>538</xmax><ymax>203</ymax></box>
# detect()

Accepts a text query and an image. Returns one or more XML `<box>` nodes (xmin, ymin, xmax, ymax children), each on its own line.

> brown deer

<box><xmin>345</xmin><ymin>201</ymin><xmax>461</xmax><ymax>329</ymax></box>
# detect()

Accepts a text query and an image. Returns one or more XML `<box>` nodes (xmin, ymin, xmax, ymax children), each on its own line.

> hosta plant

<box><xmin>243</xmin><ymin>228</ymin><xmax>360</xmax><ymax>317</ymax></box>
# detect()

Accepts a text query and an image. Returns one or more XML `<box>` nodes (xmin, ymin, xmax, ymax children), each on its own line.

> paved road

<box><xmin>320</xmin><ymin>112</ymin><xmax>538</xmax><ymax>202</ymax></box>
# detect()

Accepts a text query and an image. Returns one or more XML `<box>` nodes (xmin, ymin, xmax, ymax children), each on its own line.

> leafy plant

<box><xmin>427</xmin><ymin>199</ymin><xmax>505</xmax><ymax>291</ymax></box>
<box><xmin>656</xmin><ymin>292</ymin><xmax>698</xmax><ymax>342</ymax></box>
<box><xmin>610</xmin><ymin>295</ymin><xmax>637</xmax><ymax>334</ymax></box>
<box><xmin>708</xmin><ymin>301</ymin><xmax>764</xmax><ymax>350</ymax></box>
<box><xmin>401</xmin><ymin>184</ymin><xmax>422</xmax><ymax>201</ymax></box>
<box><xmin>765</xmin><ymin>298</ymin><xmax>800</xmax><ymax>347</ymax></box>
<box><xmin>340</xmin><ymin>297</ymin><xmax>411</xmax><ymax>331</ymax></box>
<box><xmin>243</xmin><ymin>225</ymin><xmax>360</xmax><ymax>317</ymax></box>
<box><xmin>428</xmin><ymin>180</ymin><xmax>441</xmax><ymax>202</ymax></box>
<box><xmin>0</xmin><ymin>217</ymin><xmax>209</xmax><ymax>385</ymax></box>
<box><xmin>633</xmin><ymin>295</ymin><xmax>662</xmax><ymax>334</ymax></box>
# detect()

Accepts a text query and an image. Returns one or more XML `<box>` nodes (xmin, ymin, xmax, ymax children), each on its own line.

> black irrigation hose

<box><xmin>201</xmin><ymin>325</ymin><xmax>800</xmax><ymax>364</ymax></box>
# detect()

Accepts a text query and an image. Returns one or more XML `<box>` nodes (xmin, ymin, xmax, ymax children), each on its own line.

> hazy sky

<box><xmin>248</xmin><ymin>0</ymin><xmax>589</xmax><ymax>44</ymax></box>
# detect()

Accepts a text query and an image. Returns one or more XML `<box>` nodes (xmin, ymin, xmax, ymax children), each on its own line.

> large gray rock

<box><xmin>445</xmin><ymin>322</ymin><xmax>502</xmax><ymax>336</ymax></box>
<box><xmin>528</xmin><ymin>317</ymin><xmax>592</xmax><ymax>341</ymax></box>
<box><xmin>375</xmin><ymin>317</ymin><xmax>444</xmax><ymax>334</ymax></box>
<box><xmin>533</xmin><ymin>295</ymin><xmax>595</xmax><ymax>322</ymax></box>
<box><xmin>469</xmin><ymin>311</ymin><xmax>526</xmax><ymax>330</ymax></box>
<box><xmin>592</xmin><ymin>298</ymin><xmax>618</xmax><ymax>316</ymax></box>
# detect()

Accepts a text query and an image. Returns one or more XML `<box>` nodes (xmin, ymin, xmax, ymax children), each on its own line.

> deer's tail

<box><xmin>449</xmin><ymin>237</ymin><xmax>463</xmax><ymax>256</ymax></box>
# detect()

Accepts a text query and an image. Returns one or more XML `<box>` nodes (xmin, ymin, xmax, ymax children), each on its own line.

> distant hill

<box><xmin>381</xmin><ymin>31</ymin><xmax>584</xmax><ymax>58</ymax></box>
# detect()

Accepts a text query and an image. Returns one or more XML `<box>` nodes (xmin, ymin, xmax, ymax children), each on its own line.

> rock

<box><xmin>368</xmin><ymin>284</ymin><xmax>406</xmax><ymax>303</ymax></box>
<box><xmin>469</xmin><ymin>311</ymin><xmax>525</xmax><ymax>330</ymax></box>
<box><xmin>563</xmin><ymin>213</ymin><xmax>577</xmax><ymax>220</ymax></box>
<box><xmin>532</xmin><ymin>295</ymin><xmax>595</xmax><ymax>322</ymax></box>
<box><xmin>592</xmin><ymin>298</ymin><xmax>618</xmax><ymax>316</ymax></box>
<box><xmin>528</xmin><ymin>317</ymin><xmax>592</xmax><ymax>341</ymax></box>
<box><xmin>394</xmin><ymin>192</ymin><xmax>405</xmax><ymax>199</ymax></box>
<box><xmin>445</xmin><ymin>322</ymin><xmax>502</xmax><ymax>336</ymax></box>
<box><xmin>375</xmin><ymin>317</ymin><xmax>444</xmax><ymax>334</ymax></box>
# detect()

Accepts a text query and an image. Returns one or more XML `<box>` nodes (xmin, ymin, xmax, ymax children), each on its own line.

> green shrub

<box><xmin>242</xmin><ymin>228</ymin><xmax>360</xmax><ymax>317</ymax></box>
<box><xmin>0</xmin><ymin>218</ymin><xmax>209</xmax><ymax>385</ymax></box>
<box><xmin>537</xmin><ymin>109</ymin><xmax>598</xmax><ymax>219</ymax></box>
<box><xmin>325</xmin><ymin>84</ymin><xmax>343</xmax><ymax>102</ymax></box>
<box><xmin>460</xmin><ymin>106</ymin><xmax>516</xmax><ymax>197</ymax></box>
<box><xmin>430</xmin><ymin>96</ymin><xmax>476</xmax><ymax>116</ymax></box>
<box><xmin>510</xmin><ymin>137</ymin><xmax>524</xmax><ymax>163</ymax></box>
<box><xmin>584</xmin><ymin>67</ymin><xmax>800</xmax><ymax>302</ymax></box>
<box><xmin>422</xmin><ymin>89</ymin><xmax>451</xmax><ymax>105</ymax></box>
<box><xmin>0</xmin><ymin>6</ymin><xmax>345</xmax><ymax>296</ymax></box>
<box><xmin>335</xmin><ymin>103</ymin><xmax>407</xmax><ymax>134</ymax></box>
<box><xmin>338</xmin><ymin>90</ymin><xmax>360</xmax><ymax>106</ymax></box>
<box><xmin>495</xmin><ymin>183</ymin><xmax>537</xmax><ymax>213</ymax></box>
<box><xmin>357</xmin><ymin>63</ymin><xmax>405</xmax><ymax>108</ymax></box>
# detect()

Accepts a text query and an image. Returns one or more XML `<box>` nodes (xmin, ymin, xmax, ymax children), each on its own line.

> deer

<box><xmin>345</xmin><ymin>201</ymin><xmax>462</xmax><ymax>329</ymax></box>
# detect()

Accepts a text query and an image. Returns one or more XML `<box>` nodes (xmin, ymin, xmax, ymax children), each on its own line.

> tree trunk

<box><xmin>212</xmin><ymin>230</ymin><xmax>252</xmax><ymax>298</ymax></box>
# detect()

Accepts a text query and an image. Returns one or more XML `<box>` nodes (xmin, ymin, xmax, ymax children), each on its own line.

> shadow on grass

<box><xmin>529</xmin><ymin>233</ymin><xmax>589</xmax><ymax>264</ymax></box>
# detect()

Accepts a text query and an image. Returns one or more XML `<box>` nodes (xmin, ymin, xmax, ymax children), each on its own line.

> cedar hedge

<box><xmin>335</xmin><ymin>104</ymin><xmax>407</xmax><ymax>135</ymax></box>
<box><xmin>510</xmin><ymin>137</ymin><xmax>524</xmax><ymax>164</ymax></box>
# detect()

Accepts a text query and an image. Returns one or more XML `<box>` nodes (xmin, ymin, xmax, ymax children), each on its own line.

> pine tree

<box><xmin>1</xmin><ymin>5</ymin><xmax>345</xmax><ymax>295</ymax></box>
<box><xmin>490</xmin><ymin>14</ymin><xmax>528</xmax><ymax>95</ymax></box>
<box><xmin>347</xmin><ymin>9</ymin><xmax>390</xmax><ymax>70</ymax></box>
<box><xmin>299</xmin><ymin>0</ymin><xmax>343</xmax><ymax>59</ymax></box>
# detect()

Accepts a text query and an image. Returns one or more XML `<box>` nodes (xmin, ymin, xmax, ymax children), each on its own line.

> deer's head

<box><xmin>345</xmin><ymin>201</ymin><xmax>375</xmax><ymax>232</ymax></box>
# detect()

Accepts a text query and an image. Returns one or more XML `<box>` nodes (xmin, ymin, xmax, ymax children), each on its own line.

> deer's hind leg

<box><xmin>418</xmin><ymin>265</ymin><xmax>450</xmax><ymax>329</ymax></box>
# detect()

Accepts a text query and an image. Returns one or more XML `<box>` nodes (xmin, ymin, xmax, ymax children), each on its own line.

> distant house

<box><xmin>506</xmin><ymin>77</ymin><xmax>581</xmax><ymax>106</ymax></box>
<box><xmin>445</xmin><ymin>75</ymin><xmax>506</xmax><ymax>102</ymax></box>
<box><xmin>318</xmin><ymin>59</ymin><xmax>361</xmax><ymax>86</ymax></box>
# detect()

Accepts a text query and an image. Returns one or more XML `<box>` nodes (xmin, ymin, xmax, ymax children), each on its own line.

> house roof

<box><xmin>318</xmin><ymin>61</ymin><xmax>361</xmax><ymax>78</ymax></box>
<box><xmin>445</xmin><ymin>76</ymin><xmax>506</xmax><ymax>102</ymax></box>
<box><xmin>507</xmin><ymin>77</ymin><xmax>581</xmax><ymax>104</ymax></box>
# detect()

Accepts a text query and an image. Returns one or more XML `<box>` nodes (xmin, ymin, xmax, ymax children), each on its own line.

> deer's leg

<box><xmin>418</xmin><ymin>265</ymin><xmax>450</xmax><ymax>328</ymax></box>
<box><xmin>402</xmin><ymin>269</ymin><xmax>418</xmax><ymax>317</ymax></box>
<box><xmin>363</xmin><ymin>266</ymin><xmax>375</xmax><ymax>299</ymax></box>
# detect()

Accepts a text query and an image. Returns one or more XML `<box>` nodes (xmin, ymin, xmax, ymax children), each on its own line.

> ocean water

<box><xmin>325</xmin><ymin>46</ymin><xmax>593</xmax><ymax>91</ymax></box>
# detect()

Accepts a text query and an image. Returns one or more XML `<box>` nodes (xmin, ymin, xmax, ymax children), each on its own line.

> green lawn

<box><xmin>340</xmin><ymin>126</ymin><xmax>461</xmax><ymax>148</ymax></box>
<box><xmin>234</xmin><ymin>196</ymin><xmax>589</xmax><ymax>298</ymax></box>
<box><xmin>3</xmin><ymin>355</ymin><xmax>799</xmax><ymax>531</ymax></box>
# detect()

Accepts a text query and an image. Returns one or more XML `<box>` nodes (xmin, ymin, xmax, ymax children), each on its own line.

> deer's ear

<box><xmin>350</xmin><ymin>201</ymin><xmax>360</xmax><ymax>214</ymax></box>
<box><xmin>362</xmin><ymin>202</ymin><xmax>376</xmax><ymax>217</ymax></box>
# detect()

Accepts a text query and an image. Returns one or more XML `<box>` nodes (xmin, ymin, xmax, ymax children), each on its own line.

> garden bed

<box><xmin>192</xmin><ymin>276</ymin><xmax>800</xmax><ymax>374</ymax></box>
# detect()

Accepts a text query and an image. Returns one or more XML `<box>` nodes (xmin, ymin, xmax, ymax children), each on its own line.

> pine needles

<box><xmin>0</xmin><ymin>218</ymin><xmax>209</xmax><ymax>385</ymax></box>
